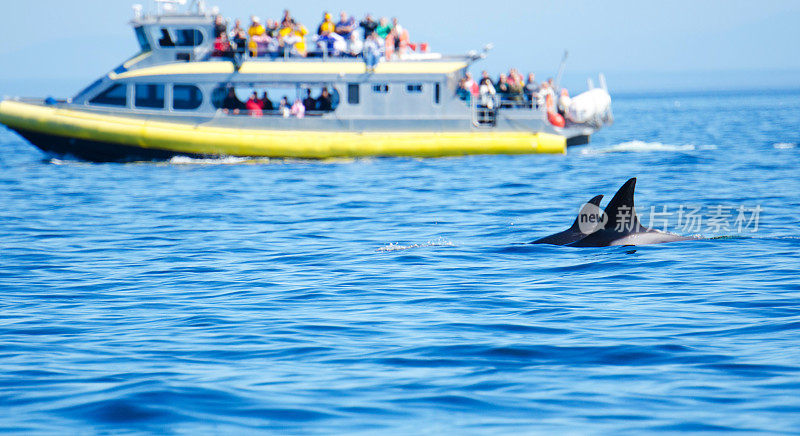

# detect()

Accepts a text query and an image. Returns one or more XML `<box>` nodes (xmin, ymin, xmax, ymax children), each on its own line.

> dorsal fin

<box><xmin>602</xmin><ymin>178</ymin><xmax>642</xmax><ymax>231</ymax></box>
<box><xmin>569</xmin><ymin>194</ymin><xmax>604</xmax><ymax>230</ymax></box>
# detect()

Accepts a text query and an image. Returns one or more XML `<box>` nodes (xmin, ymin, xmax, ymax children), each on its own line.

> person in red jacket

<box><xmin>245</xmin><ymin>92</ymin><xmax>263</xmax><ymax>117</ymax></box>
<box><xmin>463</xmin><ymin>72</ymin><xmax>479</xmax><ymax>97</ymax></box>
<box><xmin>213</xmin><ymin>33</ymin><xmax>234</xmax><ymax>58</ymax></box>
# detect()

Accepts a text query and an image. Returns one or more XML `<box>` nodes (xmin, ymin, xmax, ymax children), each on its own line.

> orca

<box><xmin>568</xmin><ymin>178</ymin><xmax>694</xmax><ymax>247</ymax></box>
<box><xmin>530</xmin><ymin>194</ymin><xmax>605</xmax><ymax>245</ymax></box>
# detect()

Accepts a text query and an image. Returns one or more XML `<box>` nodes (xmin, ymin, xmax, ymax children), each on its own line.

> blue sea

<box><xmin>1</xmin><ymin>89</ymin><xmax>799</xmax><ymax>434</ymax></box>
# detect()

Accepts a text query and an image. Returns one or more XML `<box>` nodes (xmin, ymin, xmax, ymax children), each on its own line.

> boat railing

<box><xmin>212</xmin><ymin>48</ymin><xmax>364</xmax><ymax>63</ymax></box>
<box><xmin>212</xmin><ymin>36</ymin><xmax>445</xmax><ymax>64</ymax></box>
<box><xmin>461</xmin><ymin>92</ymin><xmax>540</xmax><ymax>112</ymax></box>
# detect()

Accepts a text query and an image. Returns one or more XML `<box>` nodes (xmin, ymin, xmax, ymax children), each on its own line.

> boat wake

<box><xmin>377</xmin><ymin>238</ymin><xmax>455</xmax><ymax>252</ymax></box>
<box><xmin>773</xmin><ymin>142</ymin><xmax>796</xmax><ymax>149</ymax></box>
<box><xmin>47</xmin><ymin>157</ymin><xmax>92</xmax><ymax>166</ymax></box>
<box><xmin>168</xmin><ymin>156</ymin><xmax>272</xmax><ymax>165</ymax></box>
<box><xmin>580</xmin><ymin>140</ymin><xmax>715</xmax><ymax>155</ymax></box>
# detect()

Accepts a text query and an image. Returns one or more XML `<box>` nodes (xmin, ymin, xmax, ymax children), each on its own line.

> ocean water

<box><xmin>1</xmin><ymin>89</ymin><xmax>799</xmax><ymax>434</ymax></box>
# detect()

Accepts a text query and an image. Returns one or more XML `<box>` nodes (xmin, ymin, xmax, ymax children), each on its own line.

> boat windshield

<box><xmin>135</xmin><ymin>27</ymin><xmax>151</xmax><ymax>53</ymax></box>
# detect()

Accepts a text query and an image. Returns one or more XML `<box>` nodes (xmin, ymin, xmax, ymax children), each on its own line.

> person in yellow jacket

<box><xmin>317</xmin><ymin>12</ymin><xmax>335</xmax><ymax>35</ymax></box>
<box><xmin>248</xmin><ymin>16</ymin><xmax>266</xmax><ymax>57</ymax></box>
<box><xmin>279</xmin><ymin>21</ymin><xmax>308</xmax><ymax>57</ymax></box>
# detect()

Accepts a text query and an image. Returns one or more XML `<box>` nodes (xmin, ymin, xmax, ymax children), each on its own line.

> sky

<box><xmin>0</xmin><ymin>0</ymin><xmax>799</xmax><ymax>97</ymax></box>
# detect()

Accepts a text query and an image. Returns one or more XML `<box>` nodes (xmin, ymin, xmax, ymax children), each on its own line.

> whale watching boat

<box><xmin>0</xmin><ymin>0</ymin><xmax>613</xmax><ymax>162</ymax></box>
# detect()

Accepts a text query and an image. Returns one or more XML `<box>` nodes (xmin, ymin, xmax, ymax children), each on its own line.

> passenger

<box><xmin>317</xmin><ymin>87</ymin><xmax>333</xmax><ymax>111</ymax></box>
<box><xmin>302</xmin><ymin>89</ymin><xmax>317</xmax><ymax>111</ymax></box>
<box><xmin>221</xmin><ymin>88</ymin><xmax>245</xmax><ymax>114</ymax></box>
<box><xmin>265</xmin><ymin>19</ymin><xmax>279</xmax><ymax>38</ymax></box>
<box><xmin>515</xmin><ymin>70</ymin><xmax>527</xmax><ymax>86</ymax></box>
<box><xmin>495</xmin><ymin>73</ymin><xmax>511</xmax><ymax>105</ymax></box>
<box><xmin>279</xmin><ymin>96</ymin><xmax>290</xmax><ymax>117</ymax></box>
<box><xmin>317</xmin><ymin>12</ymin><xmax>335</xmax><ymax>36</ymax></box>
<box><xmin>335</xmin><ymin>12</ymin><xmax>356</xmax><ymax>40</ymax></box>
<box><xmin>292</xmin><ymin>22</ymin><xmax>309</xmax><ymax>57</ymax></box>
<box><xmin>507</xmin><ymin>68</ymin><xmax>522</xmax><ymax>87</ymax></box>
<box><xmin>384</xmin><ymin>19</ymin><xmax>399</xmax><ymax>59</ymax></box>
<box><xmin>375</xmin><ymin>17</ymin><xmax>392</xmax><ymax>39</ymax></box>
<box><xmin>332</xmin><ymin>32</ymin><xmax>348</xmax><ymax>56</ymax></box>
<box><xmin>315</xmin><ymin>30</ymin><xmax>335</xmax><ymax>55</ymax></box>
<box><xmin>524</xmin><ymin>73</ymin><xmax>539</xmax><ymax>105</ymax></box>
<box><xmin>248</xmin><ymin>16</ymin><xmax>266</xmax><ymax>57</ymax></box>
<box><xmin>537</xmin><ymin>80</ymin><xmax>554</xmax><ymax>109</ymax></box>
<box><xmin>260</xmin><ymin>91</ymin><xmax>274</xmax><ymax>111</ymax></box>
<box><xmin>557</xmin><ymin>89</ymin><xmax>571</xmax><ymax>116</ymax></box>
<box><xmin>280</xmin><ymin>10</ymin><xmax>294</xmax><ymax>28</ymax></box>
<box><xmin>494</xmin><ymin>73</ymin><xmax>511</xmax><ymax>107</ymax></box>
<box><xmin>457</xmin><ymin>77</ymin><xmax>471</xmax><ymax>101</ymax></box>
<box><xmin>463</xmin><ymin>72</ymin><xmax>479</xmax><ymax>97</ymax></box>
<box><xmin>507</xmin><ymin>69</ymin><xmax>525</xmax><ymax>106</ymax></box>
<box><xmin>214</xmin><ymin>15</ymin><xmax>227</xmax><ymax>38</ymax></box>
<box><xmin>265</xmin><ymin>34</ymin><xmax>280</xmax><ymax>59</ymax></box>
<box><xmin>246</xmin><ymin>92</ymin><xmax>263</xmax><ymax>117</ymax></box>
<box><xmin>278</xmin><ymin>23</ymin><xmax>293</xmax><ymax>56</ymax></box>
<box><xmin>479</xmin><ymin>77</ymin><xmax>496</xmax><ymax>109</ymax></box>
<box><xmin>359</xmin><ymin>14</ymin><xmax>378</xmax><ymax>39</ymax></box>
<box><xmin>317</xmin><ymin>31</ymin><xmax>345</xmax><ymax>56</ymax></box>
<box><xmin>386</xmin><ymin>22</ymin><xmax>410</xmax><ymax>59</ymax></box>
<box><xmin>363</xmin><ymin>32</ymin><xmax>383</xmax><ymax>72</ymax></box>
<box><xmin>280</xmin><ymin>21</ymin><xmax>309</xmax><ymax>57</ymax></box>
<box><xmin>347</xmin><ymin>32</ymin><xmax>363</xmax><ymax>57</ymax></box>
<box><xmin>213</xmin><ymin>33</ymin><xmax>234</xmax><ymax>58</ymax></box>
<box><xmin>481</xmin><ymin>70</ymin><xmax>492</xmax><ymax>85</ymax></box>
<box><xmin>291</xmin><ymin>99</ymin><xmax>305</xmax><ymax>118</ymax></box>
<box><xmin>231</xmin><ymin>19</ymin><xmax>248</xmax><ymax>54</ymax></box>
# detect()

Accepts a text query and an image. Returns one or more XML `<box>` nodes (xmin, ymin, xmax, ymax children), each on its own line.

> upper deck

<box><xmin>124</xmin><ymin>1</ymin><xmax>478</xmax><ymax>79</ymax></box>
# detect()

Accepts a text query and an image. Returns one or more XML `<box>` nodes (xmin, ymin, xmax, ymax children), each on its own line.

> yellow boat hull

<box><xmin>0</xmin><ymin>100</ymin><xmax>566</xmax><ymax>161</ymax></box>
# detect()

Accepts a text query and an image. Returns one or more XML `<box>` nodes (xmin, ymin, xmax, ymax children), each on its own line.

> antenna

<box><xmin>554</xmin><ymin>50</ymin><xmax>568</xmax><ymax>92</ymax></box>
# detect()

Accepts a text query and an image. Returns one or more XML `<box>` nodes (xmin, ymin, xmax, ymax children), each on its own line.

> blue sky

<box><xmin>1</xmin><ymin>0</ymin><xmax>799</xmax><ymax>96</ymax></box>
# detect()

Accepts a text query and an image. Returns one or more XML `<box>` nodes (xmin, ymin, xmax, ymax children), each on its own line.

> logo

<box><xmin>577</xmin><ymin>202</ymin><xmax>607</xmax><ymax>234</ymax></box>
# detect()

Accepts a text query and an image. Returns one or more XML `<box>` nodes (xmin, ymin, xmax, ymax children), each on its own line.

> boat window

<box><xmin>329</xmin><ymin>87</ymin><xmax>340</xmax><ymax>110</ymax></box>
<box><xmin>406</xmin><ymin>84</ymin><xmax>423</xmax><ymax>93</ymax></box>
<box><xmin>435</xmin><ymin>83</ymin><xmax>441</xmax><ymax>104</ymax></box>
<box><xmin>90</xmin><ymin>83</ymin><xmax>127</xmax><ymax>107</ymax></box>
<box><xmin>211</xmin><ymin>86</ymin><xmax>230</xmax><ymax>109</ymax></box>
<box><xmin>347</xmin><ymin>83</ymin><xmax>359</xmax><ymax>105</ymax></box>
<box><xmin>135</xmin><ymin>27</ymin><xmax>151</xmax><ymax>52</ymax></box>
<box><xmin>158</xmin><ymin>29</ymin><xmax>175</xmax><ymax>48</ymax></box>
<box><xmin>135</xmin><ymin>84</ymin><xmax>165</xmax><ymax>109</ymax></box>
<box><xmin>175</xmin><ymin>29</ymin><xmax>203</xmax><ymax>47</ymax></box>
<box><xmin>372</xmin><ymin>84</ymin><xmax>389</xmax><ymax>93</ymax></box>
<box><xmin>173</xmin><ymin>85</ymin><xmax>203</xmax><ymax>110</ymax></box>
<box><xmin>210</xmin><ymin>83</ymin><xmax>340</xmax><ymax>116</ymax></box>
<box><xmin>74</xmin><ymin>78</ymin><xmax>104</xmax><ymax>103</ymax></box>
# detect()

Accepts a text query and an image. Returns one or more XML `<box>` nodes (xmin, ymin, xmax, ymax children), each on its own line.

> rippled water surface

<box><xmin>1</xmin><ymin>89</ymin><xmax>799</xmax><ymax>434</ymax></box>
